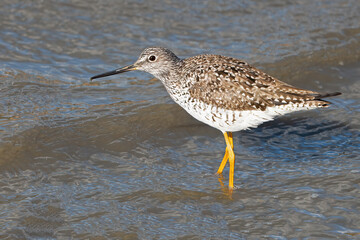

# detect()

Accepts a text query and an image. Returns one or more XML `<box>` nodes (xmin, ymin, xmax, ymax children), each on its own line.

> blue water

<box><xmin>0</xmin><ymin>0</ymin><xmax>359</xmax><ymax>239</ymax></box>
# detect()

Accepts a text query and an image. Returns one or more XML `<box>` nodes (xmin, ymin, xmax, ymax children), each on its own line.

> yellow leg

<box><xmin>217</xmin><ymin>149</ymin><xmax>229</xmax><ymax>174</ymax></box>
<box><xmin>217</xmin><ymin>132</ymin><xmax>235</xmax><ymax>189</ymax></box>
<box><xmin>224</xmin><ymin>132</ymin><xmax>235</xmax><ymax>189</ymax></box>
<box><xmin>217</xmin><ymin>132</ymin><xmax>234</xmax><ymax>174</ymax></box>
<box><xmin>229</xmin><ymin>132</ymin><xmax>233</xmax><ymax>148</ymax></box>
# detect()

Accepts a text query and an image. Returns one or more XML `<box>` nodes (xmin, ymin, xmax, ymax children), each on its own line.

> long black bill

<box><xmin>90</xmin><ymin>64</ymin><xmax>136</xmax><ymax>81</ymax></box>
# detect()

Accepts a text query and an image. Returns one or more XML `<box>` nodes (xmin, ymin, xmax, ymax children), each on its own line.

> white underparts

<box><xmin>181</xmin><ymin>99</ymin><xmax>319</xmax><ymax>132</ymax></box>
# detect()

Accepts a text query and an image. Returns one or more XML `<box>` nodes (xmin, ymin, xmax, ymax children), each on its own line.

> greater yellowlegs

<box><xmin>91</xmin><ymin>47</ymin><xmax>341</xmax><ymax>190</ymax></box>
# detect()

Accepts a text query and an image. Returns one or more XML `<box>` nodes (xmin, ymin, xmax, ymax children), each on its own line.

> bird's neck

<box><xmin>156</xmin><ymin>60</ymin><xmax>190</xmax><ymax>103</ymax></box>
<box><xmin>156</xmin><ymin>60</ymin><xmax>184</xmax><ymax>88</ymax></box>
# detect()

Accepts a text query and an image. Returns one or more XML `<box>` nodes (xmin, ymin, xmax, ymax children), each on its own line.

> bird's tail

<box><xmin>313</xmin><ymin>92</ymin><xmax>342</xmax><ymax>100</ymax></box>
<box><xmin>309</xmin><ymin>92</ymin><xmax>341</xmax><ymax>107</ymax></box>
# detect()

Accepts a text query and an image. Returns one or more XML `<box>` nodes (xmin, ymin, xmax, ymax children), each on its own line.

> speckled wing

<box><xmin>186</xmin><ymin>55</ymin><xmax>328</xmax><ymax>111</ymax></box>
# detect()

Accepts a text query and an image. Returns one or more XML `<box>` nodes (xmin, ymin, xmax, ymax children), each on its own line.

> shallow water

<box><xmin>0</xmin><ymin>0</ymin><xmax>359</xmax><ymax>239</ymax></box>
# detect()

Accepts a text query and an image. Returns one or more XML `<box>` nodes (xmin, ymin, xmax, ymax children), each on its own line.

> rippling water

<box><xmin>0</xmin><ymin>0</ymin><xmax>359</xmax><ymax>239</ymax></box>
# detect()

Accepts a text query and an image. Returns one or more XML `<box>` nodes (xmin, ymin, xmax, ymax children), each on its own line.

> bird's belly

<box><xmin>181</xmin><ymin>101</ymin><xmax>264</xmax><ymax>132</ymax></box>
<box><xmin>177</xmin><ymin>99</ymin><xmax>317</xmax><ymax>132</ymax></box>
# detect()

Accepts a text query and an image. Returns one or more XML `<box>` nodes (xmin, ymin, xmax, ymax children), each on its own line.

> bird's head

<box><xmin>90</xmin><ymin>47</ymin><xmax>181</xmax><ymax>81</ymax></box>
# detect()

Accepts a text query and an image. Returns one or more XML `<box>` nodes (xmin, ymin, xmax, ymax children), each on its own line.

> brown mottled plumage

<box><xmin>184</xmin><ymin>54</ymin><xmax>334</xmax><ymax>111</ymax></box>
<box><xmin>90</xmin><ymin>47</ymin><xmax>341</xmax><ymax>190</ymax></box>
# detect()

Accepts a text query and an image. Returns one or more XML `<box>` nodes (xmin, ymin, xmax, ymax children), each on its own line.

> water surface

<box><xmin>0</xmin><ymin>0</ymin><xmax>359</xmax><ymax>239</ymax></box>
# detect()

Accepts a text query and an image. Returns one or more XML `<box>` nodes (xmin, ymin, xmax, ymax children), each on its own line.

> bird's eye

<box><xmin>148</xmin><ymin>55</ymin><xmax>156</xmax><ymax>62</ymax></box>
